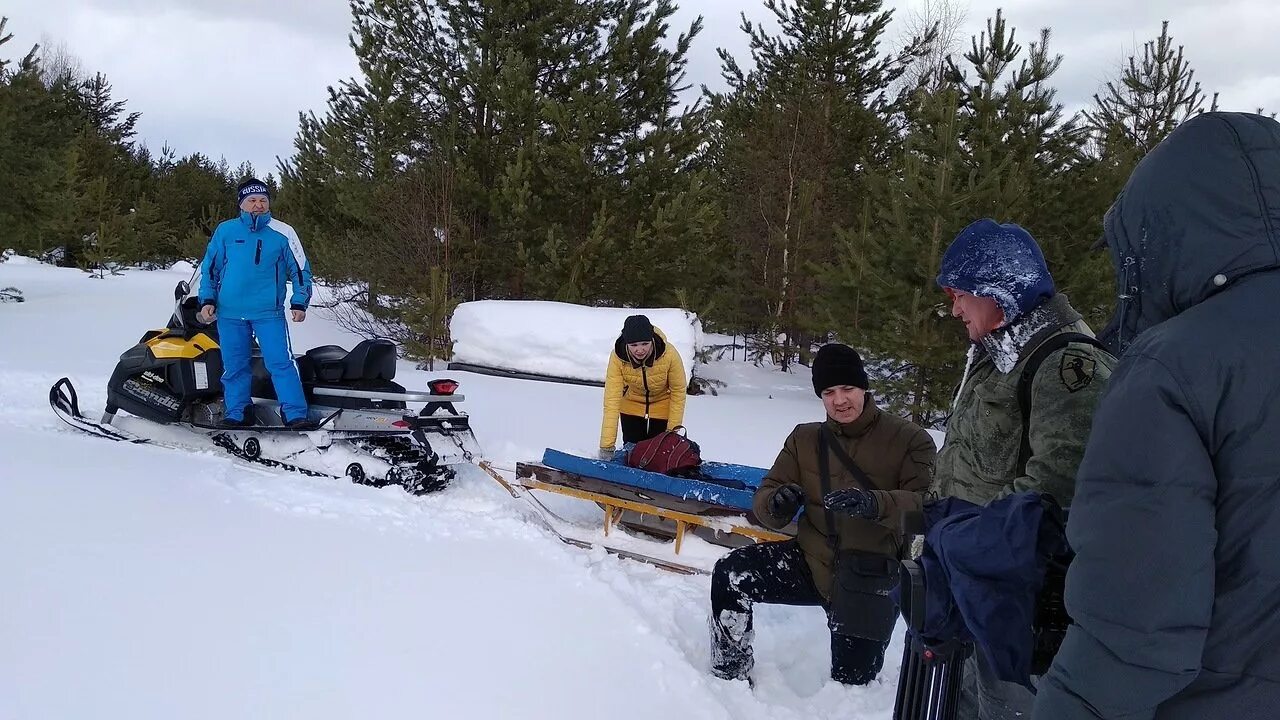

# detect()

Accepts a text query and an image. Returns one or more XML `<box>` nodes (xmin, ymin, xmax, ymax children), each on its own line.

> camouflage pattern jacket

<box><xmin>931</xmin><ymin>293</ymin><xmax>1115</xmax><ymax>507</ymax></box>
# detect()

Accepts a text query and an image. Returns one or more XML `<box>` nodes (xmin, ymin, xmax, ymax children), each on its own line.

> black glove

<box><xmin>768</xmin><ymin>483</ymin><xmax>804</xmax><ymax>518</ymax></box>
<box><xmin>823</xmin><ymin>487</ymin><xmax>879</xmax><ymax>520</ymax></box>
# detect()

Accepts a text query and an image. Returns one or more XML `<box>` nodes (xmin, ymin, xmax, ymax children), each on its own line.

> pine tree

<box><xmin>281</xmin><ymin>0</ymin><xmax>717</xmax><ymax>358</ymax></box>
<box><xmin>0</xmin><ymin>61</ymin><xmax>87</xmax><ymax>258</ymax></box>
<box><xmin>706</xmin><ymin>0</ymin><xmax>928</xmax><ymax>370</ymax></box>
<box><xmin>819</xmin><ymin>10</ymin><xmax>1083</xmax><ymax>425</ymax></box>
<box><xmin>821</xmin><ymin>86</ymin><xmax>975</xmax><ymax>425</ymax></box>
<box><xmin>0</xmin><ymin>16</ymin><xmax>39</xmax><ymax>78</ymax></box>
<box><xmin>1083</xmin><ymin>20</ymin><xmax>1217</xmax><ymax>155</ymax></box>
<box><xmin>1066</xmin><ymin>20</ymin><xmax>1220</xmax><ymax>326</ymax></box>
<box><xmin>77</xmin><ymin>72</ymin><xmax>140</xmax><ymax>147</ymax></box>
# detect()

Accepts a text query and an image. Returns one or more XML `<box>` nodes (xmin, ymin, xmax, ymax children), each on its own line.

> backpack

<box><xmin>1015</xmin><ymin>332</ymin><xmax>1114</xmax><ymax>674</ymax></box>
<box><xmin>1015</xmin><ymin>332</ymin><xmax>1115</xmax><ymax>474</ymax></box>
<box><xmin>626</xmin><ymin>426</ymin><xmax>703</xmax><ymax>476</ymax></box>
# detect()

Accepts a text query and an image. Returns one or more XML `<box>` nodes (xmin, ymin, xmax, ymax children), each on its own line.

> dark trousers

<box><xmin>709</xmin><ymin>539</ymin><xmax>889</xmax><ymax>684</ymax></box>
<box><xmin>620</xmin><ymin>413</ymin><xmax>667</xmax><ymax>444</ymax></box>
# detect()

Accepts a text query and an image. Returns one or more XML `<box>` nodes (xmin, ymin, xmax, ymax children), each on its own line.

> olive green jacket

<box><xmin>753</xmin><ymin>400</ymin><xmax>937</xmax><ymax>599</ymax></box>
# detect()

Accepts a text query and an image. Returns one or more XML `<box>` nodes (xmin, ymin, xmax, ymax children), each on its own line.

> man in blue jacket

<box><xmin>1033</xmin><ymin>113</ymin><xmax>1280</xmax><ymax>718</ymax></box>
<box><xmin>197</xmin><ymin>178</ymin><xmax>315</xmax><ymax>429</ymax></box>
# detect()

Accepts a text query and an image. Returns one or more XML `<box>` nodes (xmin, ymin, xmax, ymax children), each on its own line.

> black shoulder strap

<box><xmin>818</xmin><ymin>425</ymin><xmax>880</xmax><ymax>554</ymax></box>
<box><xmin>1017</xmin><ymin>332</ymin><xmax>1113</xmax><ymax>472</ymax></box>
<box><xmin>817</xmin><ymin>429</ymin><xmax>839</xmax><ymax>552</ymax></box>
<box><xmin>821</xmin><ymin>424</ymin><xmax>876</xmax><ymax>492</ymax></box>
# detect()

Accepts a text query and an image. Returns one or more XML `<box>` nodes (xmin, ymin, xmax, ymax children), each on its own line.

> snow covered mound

<box><xmin>449</xmin><ymin>300</ymin><xmax>702</xmax><ymax>384</ymax></box>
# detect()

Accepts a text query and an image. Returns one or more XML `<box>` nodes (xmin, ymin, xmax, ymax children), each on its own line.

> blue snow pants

<box><xmin>218</xmin><ymin>315</ymin><xmax>309</xmax><ymax>422</ymax></box>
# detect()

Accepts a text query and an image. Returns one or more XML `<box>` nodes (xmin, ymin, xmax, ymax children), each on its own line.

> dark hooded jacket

<box><xmin>1033</xmin><ymin>112</ymin><xmax>1280</xmax><ymax>719</ymax></box>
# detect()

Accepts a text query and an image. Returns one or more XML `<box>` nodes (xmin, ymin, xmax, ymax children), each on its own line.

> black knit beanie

<box><xmin>621</xmin><ymin>315</ymin><xmax>654</xmax><ymax>344</ymax></box>
<box><xmin>811</xmin><ymin>343</ymin><xmax>869</xmax><ymax>396</ymax></box>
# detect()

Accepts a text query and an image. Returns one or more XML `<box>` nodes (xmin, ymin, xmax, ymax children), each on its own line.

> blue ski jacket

<box><xmin>895</xmin><ymin>491</ymin><xmax>1066</xmax><ymax>689</ymax></box>
<box><xmin>197</xmin><ymin>210</ymin><xmax>313</xmax><ymax>320</ymax></box>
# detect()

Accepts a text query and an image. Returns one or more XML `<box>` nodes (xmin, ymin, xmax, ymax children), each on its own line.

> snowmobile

<box><xmin>49</xmin><ymin>276</ymin><xmax>480</xmax><ymax>494</ymax></box>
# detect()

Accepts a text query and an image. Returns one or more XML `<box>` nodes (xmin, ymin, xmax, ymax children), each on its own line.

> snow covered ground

<box><xmin>0</xmin><ymin>258</ymin><xmax>943</xmax><ymax>719</ymax></box>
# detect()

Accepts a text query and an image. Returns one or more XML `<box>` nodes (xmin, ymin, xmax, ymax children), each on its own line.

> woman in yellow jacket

<box><xmin>599</xmin><ymin>315</ymin><xmax>688</xmax><ymax>458</ymax></box>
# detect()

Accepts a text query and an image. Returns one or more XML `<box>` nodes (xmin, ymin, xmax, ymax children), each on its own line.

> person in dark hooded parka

<box><xmin>1033</xmin><ymin>112</ymin><xmax>1280</xmax><ymax>718</ymax></box>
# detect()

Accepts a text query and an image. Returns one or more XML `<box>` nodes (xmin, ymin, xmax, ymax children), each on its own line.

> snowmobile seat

<box><xmin>296</xmin><ymin>339</ymin><xmax>399</xmax><ymax>385</ymax></box>
<box><xmin>300</xmin><ymin>345</ymin><xmax>349</xmax><ymax>383</ymax></box>
<box><xmin>342</xmin><ymin>339</ymin><xmax>398</xmax><ymax>381</ymax></box>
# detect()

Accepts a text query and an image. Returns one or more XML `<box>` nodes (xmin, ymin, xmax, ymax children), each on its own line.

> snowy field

<box><xmin>0</xmin><ymin>258</ymin><xmax>944</xmax><ymax>720</ymax></box>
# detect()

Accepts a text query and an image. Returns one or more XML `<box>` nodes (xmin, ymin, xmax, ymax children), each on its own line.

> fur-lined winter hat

<box><xmin>936</xmin><ymin>219</ymin><xmax>1055</xmax><ymax>326</ymax></box>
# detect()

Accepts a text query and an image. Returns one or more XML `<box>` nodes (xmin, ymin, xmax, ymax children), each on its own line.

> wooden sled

<box><xmin>479</xmin><ymin>449</ymin><xmax>795</xmax><ymax>575</ymax></box>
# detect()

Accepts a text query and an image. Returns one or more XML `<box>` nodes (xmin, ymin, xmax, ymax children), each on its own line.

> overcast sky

<box><xmin>2</xmin><ymin>0</ymin><xmax>1276</xmax><ymax>177</ymax></box>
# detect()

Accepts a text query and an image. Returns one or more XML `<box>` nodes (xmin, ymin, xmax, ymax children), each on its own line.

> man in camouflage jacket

<box><xmin>931</xmin><ymin>219</ymin><xmax>1116</xmax><ymax>719</ymax></box>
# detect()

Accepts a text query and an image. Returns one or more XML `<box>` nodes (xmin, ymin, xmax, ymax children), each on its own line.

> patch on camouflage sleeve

<box><xmin>1059</xmin><ymin>349</ymin><xmax>1096</xmax><ymax>392</ymax></box>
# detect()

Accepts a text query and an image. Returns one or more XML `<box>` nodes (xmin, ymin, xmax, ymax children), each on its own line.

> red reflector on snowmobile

<box><xmin>392</xmin><ymin>420</ymin><xmax>411</xmax><ymax>428</ymax></box>
<box><xmin>429</xmin><ymin>379</ymin><xmax>459</xmax><ymax>395</ymax></box>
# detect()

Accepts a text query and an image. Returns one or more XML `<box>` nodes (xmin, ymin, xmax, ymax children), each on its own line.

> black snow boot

<box><xmin>284</xmin><ymin>416</ymin><xmax>319</xmax><ymax>430</ymax></box>
<box><xmin>219</xmin><ymin>404</ymin><xmax>256</xmax><ymax>429</ymax></box>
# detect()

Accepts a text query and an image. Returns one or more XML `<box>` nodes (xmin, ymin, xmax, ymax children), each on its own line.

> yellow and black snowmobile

<box><xmin>50</xmin><ymin>277</ymin><xmax>480</xmax><ymax>493</ymax></box>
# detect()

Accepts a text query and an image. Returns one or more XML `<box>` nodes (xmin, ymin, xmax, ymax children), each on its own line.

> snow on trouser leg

<box><xmin>217</xmin><ymin>317</ymin><xmax>254</xmax><ymax>420</ymax></box>
<box><xmin>709</xmin><ymin>549</ymin><xmax>757</xmax><ymax>681</ymax></box>
<box><xmin>251</xmin><ymin>315</ymin><xmax>309</xmax><ymax>422</ymax></box>
<box><xmin>708</xmin><ymin>609</ymin><xmax>754</xmax><ymax>681</ymax></box>
<box><xmin>708</xmin><ymin>539</ymin><xmax>824</xmax><ymax>681</ymax></box>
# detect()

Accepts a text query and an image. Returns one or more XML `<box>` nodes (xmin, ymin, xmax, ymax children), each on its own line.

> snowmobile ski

<box><xmin>50</xmin><ymin>377</ymin><xmax>151</xmax><ymax>444</ymax></box>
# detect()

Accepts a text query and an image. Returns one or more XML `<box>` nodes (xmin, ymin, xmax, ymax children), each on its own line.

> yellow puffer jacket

<box><xmin>599</xmin><ymin>327</ymin><xmax>688</xmax><ymax>450</ymax></box>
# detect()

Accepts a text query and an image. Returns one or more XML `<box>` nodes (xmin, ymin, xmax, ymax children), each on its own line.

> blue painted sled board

<box><xmin>540</xmin><ymin>448</ymin><xmax>763</xmax><ymax>511</ymax></box>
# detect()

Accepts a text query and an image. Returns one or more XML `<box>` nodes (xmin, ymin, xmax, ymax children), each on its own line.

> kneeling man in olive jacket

<box><xmin>709</xmin><ymin>343</ymin><xmax>937</xmax><ymax>685</ymax></box>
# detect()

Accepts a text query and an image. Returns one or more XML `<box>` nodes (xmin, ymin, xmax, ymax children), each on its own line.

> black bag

<box><xmin>818</xmin><ymin>426</ymin><xmax>899</xmax><ymax>642</ymax></box>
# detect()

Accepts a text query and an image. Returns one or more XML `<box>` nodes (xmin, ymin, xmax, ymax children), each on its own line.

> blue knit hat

<box><xmin>237</xmin><ymin>177</ymin><xmax>270</xmax><ymax>204</ymax></box>
<box><xmin>936</xmin><ymin>219</ymin><xmax>1055</xmax><ymax>325</ymax></box>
